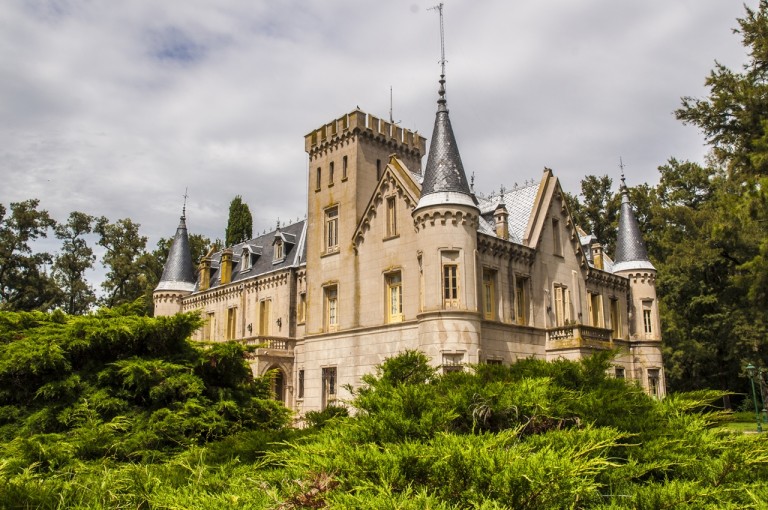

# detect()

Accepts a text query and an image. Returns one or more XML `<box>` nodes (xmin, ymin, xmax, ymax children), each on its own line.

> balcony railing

<box><xmin>547</xmin><ymin>324</ymin><xmax>613</xmax><ymax>349</ymax></box>
<box><xmin>239</xmin><ymin>336</ymin><xmax>296</xmax><ymax>352</ymax></box>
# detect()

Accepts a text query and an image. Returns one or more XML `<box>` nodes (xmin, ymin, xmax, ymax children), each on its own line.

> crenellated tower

<box><xmin>412</xmin><ymin>71</ymin><xmax>482</xmax><ymax>370</ymax></box>
<box><xmin>303</xmin><ymin>109</ymin><xmax>426</xmax><ymax>335</ymax></box>
<box><xmin>613</xmin><ymin>174</ymin><xmax>665</xmax><ymax>396</ymax></box>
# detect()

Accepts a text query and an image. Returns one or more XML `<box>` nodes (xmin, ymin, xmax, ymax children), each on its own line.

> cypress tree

<box><xmin>224</xmin><ymin>195</ymin><xmax>253</xmax><ymax>246</ymax></box>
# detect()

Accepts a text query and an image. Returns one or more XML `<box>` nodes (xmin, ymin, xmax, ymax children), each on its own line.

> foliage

<box><xmin>225</xmin><ymin>195</ymin><xmax>253</xmax><ymax>246</ymax></box>
<box><xmin>52</xmin><ymin>211</ymin><xmax>96</xmax><ymax>314</ymax></box>
<box><xmin>94</xmin><ymin>217</ymin><xmax>150</xmax><ymax>309</ymax></box>
<box><xmin>0</xmin><ymin>199</ymin><xmax>60</xmax><ymax>311</ymax></box>
<box><xmin>0</xmin><ymin>348</ymin><xmax>766</xmax><ymax>508</ymax></box>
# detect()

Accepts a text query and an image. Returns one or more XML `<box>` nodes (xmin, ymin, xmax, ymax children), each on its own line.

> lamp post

<box><xmin>746</xmin><ymin>364</ymin><xmax>762</xmax><ymax>433</ymax></box>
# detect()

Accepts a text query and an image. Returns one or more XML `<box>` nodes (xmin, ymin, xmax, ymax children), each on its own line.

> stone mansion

<box><xmin>153</xmin><ymin>76</ymin><xmax>665</xmax><ymax>413</ymax></box>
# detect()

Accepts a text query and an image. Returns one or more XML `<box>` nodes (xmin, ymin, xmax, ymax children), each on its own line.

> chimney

<box><xmin>494</xmin><ymin>203</ymin><xmax>509</xmax><ymax>240</ymax></box>
<box><xmin>591</xmin><ymin>243</ymin><xmax>604</xmax><ymax>270</ymax></box>
<box><xmin>198</xmin><ymin>257</ymin><xmax>211</xmax><ymax>291</ymax></box>
<box><xmin>220</xmin><ymin>249</ymin><xmax>233</xmax><ymax>285</ymax></box>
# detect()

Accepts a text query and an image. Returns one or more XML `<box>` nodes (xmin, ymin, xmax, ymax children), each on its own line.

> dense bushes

<box><xmin>0</xmin><ymin>313</ymin><xmax>766</xmax><ymax>508</ymax></box>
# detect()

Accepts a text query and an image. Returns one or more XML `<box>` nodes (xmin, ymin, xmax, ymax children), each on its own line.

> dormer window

<box><xmin>241</xmin><ymin>248</ymin><xmax>252</xmax><ymax>272</ymax></box>
<box><xmin>274</xmin><ymin>240</ymin><xmax>284</xmax><ymax>261</ymax></box>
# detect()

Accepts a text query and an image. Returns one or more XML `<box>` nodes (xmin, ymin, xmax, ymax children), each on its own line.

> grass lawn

<box><xmin>722</xmin><ymin>421</ymin><xmax>765</xmax><ymax>433</ymax></box>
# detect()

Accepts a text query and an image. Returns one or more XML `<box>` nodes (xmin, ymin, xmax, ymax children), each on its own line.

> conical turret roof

<box><xmin>613</xmin><ymin>176</ymin><xmax>655</xmax><ymax>272</ymax></box>
<box><xmin>155</xmin><ymin>214</ymin><xmax>196</xmax><ymax>292</ymax></box>
<box><xmin>415</xmin><ymin>75</ymin><xmax>477</xmax><ymax>211</ymax></box>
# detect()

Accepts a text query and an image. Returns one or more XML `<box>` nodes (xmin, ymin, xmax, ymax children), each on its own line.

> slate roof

<box><xmin>613</xmin><ymin>185</ymin><xmax>654</xmax><ymax>272</ymax></box>
<box><xmin>418</xmin><ymin>77</ymin><xmax>474</xmax><ymax>203</ymax></box>
<box><xmin>197</xmin><ymin>219</ymin><xmax>307</xmax><ymax>291</ymax></box>
<box><xmin>476</xmin><ymin>181</ymin><xmax>541</xmax><ymax>244</ymax></box>
<box><xmin>155</xmin><ymin>215</ymin><xmax>196</xmax><ymax>292</ymax></box>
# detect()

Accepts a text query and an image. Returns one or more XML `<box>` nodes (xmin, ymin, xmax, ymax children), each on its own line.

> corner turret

<box><xmin>153</xmin><ymin>210</ymin><xmax>196</xmax><ymax>317</ymax></box>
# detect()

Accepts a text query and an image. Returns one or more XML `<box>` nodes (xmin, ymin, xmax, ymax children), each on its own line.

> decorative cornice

<box><xmin>477</xmin><ymin>233</ymin><xmax>536</xmax><ymax>265</ymax></box>
<box><xmin>413</xmin><ymin>207</ymin><xmax>479</xmax><ymax>231</ymax></box>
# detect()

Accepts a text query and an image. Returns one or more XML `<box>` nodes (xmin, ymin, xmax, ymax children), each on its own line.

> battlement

<box><xmin>304</xmin><ymin>109</ymin><xmax>427</xmax><ymax>156</ymax></box>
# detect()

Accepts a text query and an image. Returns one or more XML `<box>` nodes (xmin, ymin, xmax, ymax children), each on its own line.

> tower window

<box><xmin>647</xmin><ymin>368</ymin><xmax>660</xmax><ymax>397</ymax></box>
<box><xmin>325</xmin><ymin>206</ymin><xmax>339</xmax><ymax>253</ymax></box>
<box><xmin>386</xmin><ymin>196</ymin><xmax>397</xmax><ymax>237</ymax></box>
<box><xmin>342</xmin><ymin>155</ymin><xmax>348</xmax><ymax>180</ymax></box>
<box><xmin>443</xmin><ymin>264</ymin><xmax>458</xmax><ymax>306</ymax></box>
<box><xmin>329</xmin><ymin>161</ymin><xmax>335</xmax><ymax>185</ymax></box>
<box><xmin>643</xmin><ymin>300</ymin><xmax>654</xmax><ymax>336</ymax></box>
<box><xmin>298</xmin><ymin>369</ymin><xmax>305</xmax><ymax>399</ymax></box>
<box><xmin>316</xmin><ymin>167</ymin><xmax>322</xmax><ymax>191</ymax></box>
<box><xmin>376</xmin><ymin>159</ymin><xmax>382</xmax><ymax>180</ymax></box>
<box><xmin>297</xmin><ymin>292</ymin><xmax>306</xmax><ymax>324</ymax></box>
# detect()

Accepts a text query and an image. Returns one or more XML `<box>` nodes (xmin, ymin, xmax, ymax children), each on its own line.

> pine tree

<box><xmin>224</xmin><ymin>195</ymin><xmax>253</xmax><ymax>246</ymax></box>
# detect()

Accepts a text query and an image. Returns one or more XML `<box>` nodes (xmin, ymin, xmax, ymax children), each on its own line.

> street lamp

<box><xmin>746</xmin><ymin>364</ymin><xmax>762</xmax><ymax>433</ymax></box>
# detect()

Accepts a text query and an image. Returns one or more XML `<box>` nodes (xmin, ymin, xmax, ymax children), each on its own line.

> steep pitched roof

<box><xmin>155</xmin><ymin>215</ymin><xmax>196</xmax><ymax>292</ymax></box>
<box><xmin>476</xmin><ymin>181</ymin><xmax>541</xmax><ymax>244</ymax></box>
<box><xmin>613</xmin><ymin>177</ymin><xmax>654</xmax><ymax>272</ymax></box>
<box><xmin>197</xmin><ymin>219</ymin><xmax>307</xmax><ymax>291</ymax></box>
<box><xmin>415</xmin><ymin>75</ymin><xmax>476</xmax><ymax>210</ymax></box>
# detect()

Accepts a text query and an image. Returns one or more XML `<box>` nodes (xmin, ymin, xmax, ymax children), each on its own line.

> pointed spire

<box><xmin>613</xmin><ymin>172</ymin><xmax>655</xmax><ymax>272</ymax></box>
<box><xmin>155</xmin><ymin>205</ymin><xmax>196</xmax><ymax>292</ymax></box>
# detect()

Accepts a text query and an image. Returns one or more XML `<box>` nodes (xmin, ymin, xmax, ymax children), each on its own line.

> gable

<box><xmin>352</xmin><ymin>156</ymin><xmax>421</xmax><ymax>252</ymax></box>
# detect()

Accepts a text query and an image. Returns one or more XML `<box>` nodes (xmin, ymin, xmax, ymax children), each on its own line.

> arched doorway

<box><xmin>269</xmin><ymin>367</ymin><xmax>285</xmax><ymax>403</ymax></box>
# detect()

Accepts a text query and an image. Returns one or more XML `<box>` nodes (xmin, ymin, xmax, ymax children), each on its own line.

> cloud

<box><xmin>0</xmin><ymin>0</ymin><xmax>755</xmax><ymax>289</ymax></box>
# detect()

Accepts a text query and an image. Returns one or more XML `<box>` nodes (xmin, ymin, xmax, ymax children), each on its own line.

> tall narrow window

<box><xmin>515</xmin><ymin>277</ymin><xmax>528</xmax><ymax>325</ymax></box>
<box><xmin>418</xmin><ymin>254</ymin><xmax>425</xmax><ymax>312</ymax></box>
<box><xmin>554</xmin><ymin>285</ymin><xmax>570</xmax><ymax>326</ymax></box>
<box><xmin>298</xmin><ymin>369</ymin><xmax>305</xmax><ymax>399</ymax></box>
<box><xmin>643</xmin><ymin>301</ymin><xmax>653</xmax><ymax>336</ymax></box>
<box><xmin>376</xmin><ymin>159</ymin><xmax>382</xmax><ymax>180</ymax></box>
<box><xmin>386</xmin><ymin>196</ymin><xmax>397</xmax><ymax>237</ymax></box>
<box><xmin>647</xmin><ymin>368</ymin><xmax>660</xmax><ymax>397</ymax></box>
<box><xmin>322</xmin><ymin>366</ymin><xmax>337</xmax><ymax>409</ymax></box>
<box><xmin>325</xmin><ymin>206</ymin><xmax>339</xmax><ymax>253</ymax></box>
<box><xmin>226</xmin><ymin>307</ymin><xmax>237</xmax><ymax>339</ymax></box>
<box><xmin>552</xmin><ymin>218</ymin><xmax>562</xmax><ymax>256</ymax></box>
<box><xmin>297</xmin><ymin>292</ymin><xmax>306</xmax><ymax>324</ymax></box>
<box><xmin>342</xmin><ymin>155</ymin><xmax>348</xmax><ymax>180</ymax></box>
<box><xmin>329</xmin><ymin>161</ymin><xmax>335</xmax><ymax>185</ymax></box>
<box><xmin>259</xmin><ymin>299</ymin><xmax>271</xmax><ymax>336</ymax></box>
<box><xmin>241</xmin><ymin>249</ymin><xmax>252</xmax><ymax>272</ymax></box>
<box><xmin>589</xmin><ymin>293</ymin><xmax>603</xmax><ymax>327</ymax></box>
<box><xmin>386</xmin><ymin>272</ymin><xmax>403</xmax><ymax>323</ymax></box>
<box><xmin>482</xmin><ymin>269</ymin><xmax>496</xmax><ymax>320</ymax></box>
<box><xmin>204</xmin><ymin>312</ymin><xmax>214</xmax><ymax>340</ymax></box>
<box><xmin>610</xmin><ymin>298</ymin><xmax>621</xmax><ymax>338</ymax></box>
<box><xmin>325</xmin><ymin>286</ymin><xmax>338</xmax><ymax>332</ymax></box>
<box><xmin>316</xmin><ymin>167</ymin><xmax>322</xmax><ymax>191</ymax></box>
<box><xmin>443</xmin><ymin>264</ymin><xmax>459</xmax><ymax>307</ymax></box>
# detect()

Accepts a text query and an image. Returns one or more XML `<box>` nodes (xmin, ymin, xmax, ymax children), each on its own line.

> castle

<box><xmin>154</xmin><ymin>73</ymin><xmax>665</xmax><ymax>413</ymax></box>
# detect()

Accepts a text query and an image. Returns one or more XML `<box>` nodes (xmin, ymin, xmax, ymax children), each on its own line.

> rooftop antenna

<box><xmin>619</xmin><ymin>157</ymin><xmax>627</xmax><ymax>189</ymax></box>
<box><xmin>428</xmin><ymin>3</ymin><xmax>446</xmax><ymax>77</ymax></box>
<box><xmin>182</xmin><ymin>187</ymin><xmax>188</xmax><ymax>219</ymax></box>
<box><xmin>389</xmin><ymin>86</ymin><xmax>400</xmax><ymax>124</ymax></box>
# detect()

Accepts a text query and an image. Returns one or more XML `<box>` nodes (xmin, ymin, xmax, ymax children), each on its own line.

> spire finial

<box><xmin>428</xmin><ymin>3</ymin><xmax>447</xmax><ymax>106</ymax></box>
<box><xmin>182</xmin><ymin>187</ymin><xmax>189</xmax><ymax>219</ymax></box>
<box><xmin>470</xmin><ymin>172</ymin><xmax>475</xmax><ymax>193</ymax></box>
<box><xmin>619</xmin><ymin>157</ymin><xmax>627</xmax><ymax>191</ymax></box>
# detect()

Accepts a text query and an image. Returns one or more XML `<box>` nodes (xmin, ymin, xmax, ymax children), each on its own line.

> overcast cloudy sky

<box><xmin>0</xmin><ymin>1</ymin><xmax>754</xmax><ymax>254</ymax></box>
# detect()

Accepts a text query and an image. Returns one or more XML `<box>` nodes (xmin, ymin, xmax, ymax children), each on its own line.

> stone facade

<box><xmin>154</xmin><ymin>97</ymin><xmax>666</xmax><ymax>414</ymax></box>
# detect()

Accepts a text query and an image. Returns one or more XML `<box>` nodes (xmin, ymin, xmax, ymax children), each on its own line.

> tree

<box><xmin>0</xmin><ymin>199</ymin><xmax>60</xmax><ymax>311</ymax></box>
<box><xmin>224</xmin><ymin>195</ymin><xmax>252</xmax><ymax>246</ymax></box>
<box><xmin>94</xmin><ymin>217</ymin><xmax>149</xmax><ymax>309</ymax></box>
<box><xmin>676</xmin><ymin>1</ymin><xmax>768</xmax><ymax>177</ymax></box>
<box><xmin>52</xmin><ymin>212</ymin><xmax>96</xmax><ymax>314</ymax></box>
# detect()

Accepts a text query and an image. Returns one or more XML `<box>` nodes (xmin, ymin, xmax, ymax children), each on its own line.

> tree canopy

<box><xmin>224</xmin><ymin>195</ymin><xmax>253</xmax><ymax>247</ymax></box>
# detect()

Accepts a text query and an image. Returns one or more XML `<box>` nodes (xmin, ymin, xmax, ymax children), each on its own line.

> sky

<box><xmin>0</xmin><ymin>0</ymin><xmax>756</xmax><ymax>277</ymax></box>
